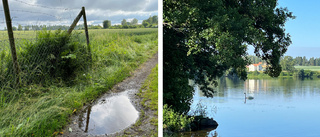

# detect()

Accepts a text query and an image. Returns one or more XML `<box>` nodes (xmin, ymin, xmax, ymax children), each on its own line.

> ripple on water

<box><xmin>78</xmin><ymin>90</ymin><xmax>139</xmax><ymax>135</ymax></box>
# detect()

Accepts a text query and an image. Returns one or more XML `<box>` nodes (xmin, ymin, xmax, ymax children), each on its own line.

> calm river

<box><xmin>186</xmin><ymin>78</ymin><xmax>320</xmax><ymax>137</ymax></box>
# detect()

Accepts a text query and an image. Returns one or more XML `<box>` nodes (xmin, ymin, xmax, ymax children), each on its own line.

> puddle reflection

<box><xmin>78</xmin><ymin>91</ymin><xmax>139</xmax><ymax>135</ymax></box>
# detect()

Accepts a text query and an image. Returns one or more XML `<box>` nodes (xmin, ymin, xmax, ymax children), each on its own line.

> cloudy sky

<box><xmin>0</xmin><ymin>0</ymin><xmax>158</xmax><ymax>29</ymax></box>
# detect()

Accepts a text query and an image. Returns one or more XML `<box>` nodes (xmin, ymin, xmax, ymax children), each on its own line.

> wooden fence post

<box><xmin>67</xmin><ymin>9</ymin><xmax>83</xmax><ymax>34</ymax></box>
<box><xmin>81</xmin><ymin>7</ymin><xmax>92</xmax><ymax>62</ymax></box>
<box><xmin>82</xmin><ymin>7</ymin><xmax>90</xmax><ymax>47</ymax></box>
<box><xmin>2</xmin><ymin>0</ymin><xmax>20</xmax><ymax>86</ymax></box>
<box><xmin>67</xmin><ymin>7</ymin><xmax>92</xmax><ymax>62</ymax></box>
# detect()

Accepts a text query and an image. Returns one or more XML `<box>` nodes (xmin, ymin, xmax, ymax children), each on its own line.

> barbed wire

<box><xmin>0</xmin><ymin>0</ymin><xmax>84</xmax><ymax>29</ymax></box>
<box><xmin>11</xmin><ymin>0</ymin><xmax>80</xmax><ymax>11</ymax></box>
<box><xmin>0</xmin><ymin>9</ymin><xmax>78</xmax><ymax>22</ymax></box>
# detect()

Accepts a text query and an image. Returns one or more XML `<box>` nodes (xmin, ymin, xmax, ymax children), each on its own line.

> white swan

<box><xmin>244</xmin><ymin>93</ymin><xmax>254</xmax><ymax>99</ymax></box>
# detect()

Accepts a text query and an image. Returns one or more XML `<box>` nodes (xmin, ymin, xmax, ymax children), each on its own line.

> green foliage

<box><xmin>18</xmin><ymin>25</ymin><xmax>22</xmax><ymax>31</ymax></box>
<box><xmin>89</xmin><ymin>25</ymin><xmax>103</xmax><ymax>29</ymax></box>
<box><xmin>164</xmin><ymin>0</ymin><xmax>294</xmax><ymax>113</ymax></box>
<box><xmin>142</xmin><ymin>15</ymin><xmax>158</xmax><ymax>28</ymax></box>
<box><xmin>109</xmin><ymin>25</ymin><xmax>145</xmax><ymax>29</ymax></box>
<box><xmin>103</xmin><ymin>20</ymin><xmax>112</xmax><ymax>28</ymax></box>
<box><xmin>297</xmin><ymin>69</ymin><xmax>305</xmax><ymax>78</ymax></box>
<box><xmin>247</xmin><ymin>71</ymin><xmax>270</xmax><ymax>78</ymax></box>
<box><xmin>142</xmin><ymin>20</ymin><xmax>149</xmax><ymax>28</ymax></box>
<box><xmin>163</xmin><ymin>104</ymin><xmax>194</xmax><ymax>132</ymax></box>
<box><xmin>121</xmin><ymin>19</ymin><xmax>127</xmax><ymax>26</ymax></box>
<box><xmin>294</xmin><ymin>56</ymin><xmax>320</xmax><ymax>66</ymax></box>
<box><xmin>135</xmin><ymin>65</ymin><xmax>158</xmax><ymax>135</ymax></box>
<box><xmin>280</xmin><ymin>56</ymin><xmax>296</xmax><ymax>72</ymax></box>
<box><xmin>131</xmin><ymin>18</ymin><xmax>138</xmax><ymax>25</ymax></box>
<box><xmin>0</xmin><ymin>30</ymin><xmax>91</xmax><ymax>87</ymax></box>
<box><xmin>188</xmin><ymin>101</ymin><xmax>207</xmax><ymax>117</ymax></box>
<box><xmin>294</xmin><ymin>69</ymin><xmax>316</xmax><ymax>78</ymax></box>
<box><xmin>24</xmin><ymin>26</ymin><xmax>30</xmax><ymax>31</ymax></box>
<box><xmin>140</xmin><ymin>65</ymin><xmax>158</xmax><ymax>111</ymax></box>
<box><xmin>19</xmin><ymin>30</ymin><xmax>90</xmax><ymax>85</ymax></box>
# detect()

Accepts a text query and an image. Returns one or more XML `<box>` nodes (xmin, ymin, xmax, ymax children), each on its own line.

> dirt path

<box><xmin>61</xmin><ymin>53</ymin><xmax>158</xmax><ymax>137</ymax></box>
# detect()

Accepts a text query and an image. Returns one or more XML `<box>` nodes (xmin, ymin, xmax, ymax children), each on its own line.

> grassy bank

<box><xmin>0</xmin><ymin>28</ymin><xmax>157</xmax><ymax>136</ymax></box>
<box><xmin>126</xmin><ymin>65</ymin><xmax>158</xmax><ymax>136</ymax></box>
<box><xmin>247</xmin><ymin>70</ymin><xmax>320</xmax><ymax>79</ymax></box>
<box><xmin>140</xmin><ymin>65</ymin><xmax>158</xmax><ymax>113</ymax></box>
<box><xmin>140</xmin><ymin>65</ymin><xmax>158</xmax><ymax>133</ymax></box>
<box><xmin>294</xmin><ymin>66</ymin><xmax>320</xmax><ymax>72</ymax></box>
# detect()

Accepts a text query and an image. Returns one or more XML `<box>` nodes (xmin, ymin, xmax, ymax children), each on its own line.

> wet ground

<box><xmin>78</xmin><ymin>90</ymin><xmax>139</xmax><ymax>135</ymax></box>
<box><xmin>61</xmin><ymin>53</ymin><xmax>158</xmax><ymax>137</ymax></box>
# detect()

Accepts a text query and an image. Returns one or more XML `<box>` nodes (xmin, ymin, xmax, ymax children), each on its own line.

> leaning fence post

<box><xmin>68</xmin><ymin>7</ymin><xmax>92</xmax><ymax>63</ymax></box>
<box><xmin>2</xmin><ymin>0</ymin><xmax>20</xmax><ymax>86</ymax></box>
<box><xmin>82</xmin><ymin>7</ymin><xmax>90</xmax><ymax>47</ymax></box>
<box><xmin>67</xmin><ymin>9</ymin><xmax>83</xmax><ymax>34</ymax></box>
<box><xmin>82</xmin><ymin>7</ymin><xmax>92</xmax><ymax>62</ymax></box>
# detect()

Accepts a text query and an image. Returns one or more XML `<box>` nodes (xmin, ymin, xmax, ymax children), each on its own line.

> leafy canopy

<box><xmin>164</xmin><ymin>0</ymin><xmax>294</xmax><ymax>113</ymax></box>
<box><xmin>103</xmin><ymin>20</ymin><xmax>111</xmax><ymax>28</ymax></box>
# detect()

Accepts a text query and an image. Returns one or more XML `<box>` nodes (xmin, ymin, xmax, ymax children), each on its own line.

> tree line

<box><xmin>294</xmin><ymin>56</ymin><xmax>320</xmax><ymax>66</ymax></box>
<box><xmin>4</xmin><ymin>24</ymin><xmax>86</xmax><ymax>31</ymax></box>
<box><xmin>249</xmin><ymin>55</ymin><xmax>320</xmax><ymax>67</ymax></box>
<box><xmin>249</xmin><ymin>55</ymin><xmax>320</xmax><ymax>76</ymax></box>
<box><xmin>4</xmin><ymin>15</ymin><xmax>158</xmax><ymax>31</ymax></box>
<box><xmin>103</xmin><ymin>15</ymin><xmax>158</xmax><ymax>29</ymax></box>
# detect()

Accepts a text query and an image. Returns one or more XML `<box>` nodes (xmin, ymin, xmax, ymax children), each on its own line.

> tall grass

<box><xmin>0</xmin><ymin>28</ymin><xmax>157</xmax><ymax>136</ymax></box>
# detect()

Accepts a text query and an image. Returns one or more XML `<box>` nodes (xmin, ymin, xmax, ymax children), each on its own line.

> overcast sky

<box><xmin>0</xmin><ymin>0</ymin><xmax>158</xmax><ymax>29</ymax></box>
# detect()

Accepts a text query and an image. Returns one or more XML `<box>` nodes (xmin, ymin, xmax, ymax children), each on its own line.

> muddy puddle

<box><xmin>77</xmin><ymin>90</ymin><xmax>139</xmax><ymax>135</ymax></box>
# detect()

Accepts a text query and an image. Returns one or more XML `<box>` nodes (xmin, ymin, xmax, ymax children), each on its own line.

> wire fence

<box><xmin>0</xmin><ymin>0</ymin><xmax>90</xmax><ymax>89</ymax></box>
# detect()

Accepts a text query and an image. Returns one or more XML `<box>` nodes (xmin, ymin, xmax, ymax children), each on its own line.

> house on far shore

<box><xmin>247</xmin><ymin>62</ymin><xmax>263</xmax><ymax>71</ymax></box>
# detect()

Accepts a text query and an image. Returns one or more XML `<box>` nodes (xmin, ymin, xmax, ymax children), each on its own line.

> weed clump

<box><xmin>1</xmin><ymin>30</ymin><xmax>91</xmax><ymax>87</ymax></box>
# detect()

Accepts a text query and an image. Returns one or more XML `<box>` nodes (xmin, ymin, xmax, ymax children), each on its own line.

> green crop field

<box><xmin>294</xmin><ymin>66</ymin><xmax>320</xmax><ymax>71</ymax></box>
<box><xmin>0</xmin><ymin>28</ymin><xmax>158</xmax><ymax>136</ymax></box>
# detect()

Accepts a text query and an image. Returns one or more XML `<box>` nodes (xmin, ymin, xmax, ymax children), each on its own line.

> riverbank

<box><xmin>247</xmin><ymin>70</ymin><xmax>320</xmax><ymax>79</ymax></box>
<box><xmin>163</xmin><ymin>104</ymin><xmax>218</xmax><ymax>136</ymax></box>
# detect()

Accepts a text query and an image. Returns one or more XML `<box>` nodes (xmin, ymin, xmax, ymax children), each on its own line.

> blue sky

<box><xmin>249</xmin><ymin>0</ymin><xmax>320</xmax><ymax>58</ymax></box>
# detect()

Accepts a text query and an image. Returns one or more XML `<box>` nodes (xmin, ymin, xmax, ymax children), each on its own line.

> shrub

<box><xmin>1</xmin><ymin>30</ymin><xmax>91</xmax><ymax>87</ymax></box>
<box><xmin>163</xmin><ymin>104</ymin><xmax>194</xmax><ymax>132</ymax></box>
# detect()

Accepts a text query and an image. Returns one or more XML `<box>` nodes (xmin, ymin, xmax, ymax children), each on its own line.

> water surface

<box><xmin>78</xmin><ymin>90</ymin><xmax>139</xmax><ymax>135</ymax></box>
<box><xmin>188</xmin><ymin>78</ymin><xmax>320</xmax><ymax>137</ymax></box>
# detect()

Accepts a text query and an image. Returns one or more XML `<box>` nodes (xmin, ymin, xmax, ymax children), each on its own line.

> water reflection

<box><xmin>78</xmin><ymin>105</ymin><xmax>92</xmax><ymax>132</ymax></box>
<box><xmin>175</xmin><ymin>128</ymin><xmax>219</xmax><ymax>137</ymax></box>
<box><xmin>189</xmin><ymin>78</ymin><xmax>320</xmax><ymax>137</ymax></box>
<box><xmin>78</xmin><ymin>90</ymin><xmax>139</xmax><ymax>135</ymax></box>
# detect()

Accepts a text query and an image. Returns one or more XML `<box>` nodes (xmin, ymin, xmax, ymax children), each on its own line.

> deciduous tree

<box><xmin>103</xmin><ymin>20</ymin><xmax>111</xmax><ymax>28</ymax></box>
<box><xmin>131</xmin><ymin>18</ymin><xmax>138</xmax><ymax>25</ymax></box>
<box><xmin>164</xmin><ymin>0</ymin><xmax>294</xmax><ymax>113</ymax></box>
<box><xmin>121</xmin><ymin>19</ymin><xmax>127</xmax><ymax>26</ymax></box>
<box><xmin>18</xmin><ymin>24</ymin><xmax>22</xmax><ymax>31</ymax></box>
<box><xmin>280</xmin><ymin>56</ymin><xmax>295</xmax><ymax>72</ymax></box>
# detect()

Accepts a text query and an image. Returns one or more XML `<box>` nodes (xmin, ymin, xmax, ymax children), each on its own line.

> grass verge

<box><xmin>137</xmin><ymin>65</ymin><xmax>158</xmax><ymax>136</ymax></box>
